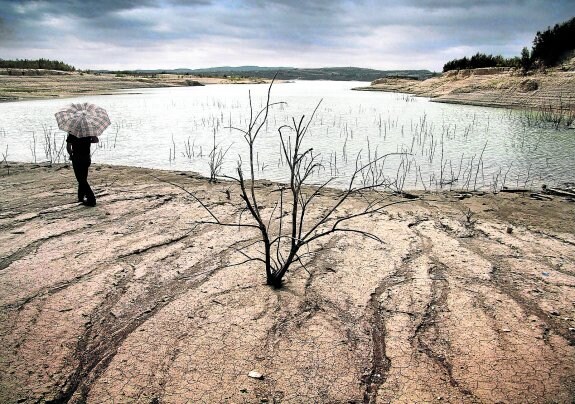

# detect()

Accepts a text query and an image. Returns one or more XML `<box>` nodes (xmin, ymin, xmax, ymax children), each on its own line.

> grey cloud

<box><xmin>0</xmin><ymin>15</ymin><xmax>7</xmax><ymax>34</ymax></box>
<box><xmin>2</xmin><ymin>0</ymin><xmax>155</xmax><ymax>18</ymax></box>
<box><xmin>209</xmin><ymin>0</ymin><xmax>352</xmax><ymax>47</ymax></box>
<box><xmin>246</xmin><ymin>0</ymin><xmax>344</xmax><ymax>13</ymax></box>
<box><xmin>0</xmin><ymin>0</ymin><xmax>207</xmax><ymax>47</ymax></box>
<box><xmin>0</xmin><ymin>0</ymin><xmax>574</xmax><ymax>70</ymax></box>
<box><xmin>340</xmin><ymin>1</ymin><xmax>574</xmax><ymax>52</ymax></box>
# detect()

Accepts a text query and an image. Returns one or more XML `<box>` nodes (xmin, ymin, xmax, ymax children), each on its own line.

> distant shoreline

<box><xmin>0</xmin><ymin>71</ymin><xmax>272</xmax><ymax>103</ymax></box>
<box><xmin>3</xmin><ymin>68</ymin><xmax>575</xmax><ymax>118</ymax></box>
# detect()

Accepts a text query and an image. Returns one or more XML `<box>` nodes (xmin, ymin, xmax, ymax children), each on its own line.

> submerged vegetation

<box><xmin>147</xmin><ymin>83</ymin><xmax>572</xmax><ymax>198</ymax></box>
<box><xmin>168</xmin><ymin>81</ymin><xmax>415</xmax><ymax>287</ymax></box>
<box><xmin>1</xmin><ymin>79</ymin><xmax>572</xmax><ymax>193</ymax></box>
<box><xmin>520</xmin><ymin>101</ymin><xmax>575</xmax><ymax>130</ymax></box>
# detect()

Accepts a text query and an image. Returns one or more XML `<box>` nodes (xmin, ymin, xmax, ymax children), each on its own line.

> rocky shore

<box><xmin>1</xmin><ymin>162</ymin><xmax>574</xmax><ymax>402</ymax></box>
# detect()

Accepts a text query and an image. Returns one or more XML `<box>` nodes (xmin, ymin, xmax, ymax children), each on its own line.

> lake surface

<box><xmin>1</xmin><ymin>80</ymin><xmax>574</xmax><ymax>191</ymax></box>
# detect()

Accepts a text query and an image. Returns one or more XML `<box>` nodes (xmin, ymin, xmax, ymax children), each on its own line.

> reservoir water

<box><xmin>0</xmin><ymin>80</ymin><xmax>573</xmax><ymax>191</ymax></box>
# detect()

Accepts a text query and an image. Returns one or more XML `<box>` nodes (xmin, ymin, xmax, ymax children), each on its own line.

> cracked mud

<box><xmin>1</xmin><ymin>163</ymin><xmax>574</xmax><ymax>403</ymax></box>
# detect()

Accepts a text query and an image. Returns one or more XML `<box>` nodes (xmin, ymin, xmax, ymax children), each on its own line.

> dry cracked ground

<box><xmin>1</xmin><ymin>163</ymin><xmax>574</xmax><ymax>403</ymax></box>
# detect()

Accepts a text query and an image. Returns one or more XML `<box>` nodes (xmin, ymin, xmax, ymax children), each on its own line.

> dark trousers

<box><xmin>72</xmin><ymin>154</ymin><xmax>96</xmax><ymax>205</ymax></box>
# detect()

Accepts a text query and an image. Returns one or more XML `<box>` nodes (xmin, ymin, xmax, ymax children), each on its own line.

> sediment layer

<box><xmin>355</xmin><ymin>68</ymin><xmax>575</xmax><ymax>112</ymax></box>
<box><xmin>0</xmin><ymin>71</ymin><xmax>268</xmax><ymax>102</ymax></box>
<box><xmin>1</xmin><ymin>163</ymin><xmax>574</xmax><ymax>402</ymax></box>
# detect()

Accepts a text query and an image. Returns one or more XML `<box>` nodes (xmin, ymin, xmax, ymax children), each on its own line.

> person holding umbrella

<box><xmin>55</xmin><ymin>102</ymin><xmax>111</xmax><ymax>207</ymax></box>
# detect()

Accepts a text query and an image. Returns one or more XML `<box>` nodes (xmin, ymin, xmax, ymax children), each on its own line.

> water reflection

<box><xmin>0</xmin><ymin>81</ymin><xmax>573</xmax><ymax>190</ymax></box>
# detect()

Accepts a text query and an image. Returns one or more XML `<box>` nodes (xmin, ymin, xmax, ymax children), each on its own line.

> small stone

<box><xmin>501</xmin><ymin>328</ymin><xmax>511</xmax><ymax>332</ymax></box>
<box><xmin>248</xmin><ymin>370</ymin><xmax>264</xmax><ymax>380</ymax></box>
<box><xmin>550</xmin><ymin>311</ymin><xmax>559</xmax><ymax>316</ymax></box>
<box><xmin>506</xmin><ymin>226</ymin><xmax>513</xmax><ymax>234</ymax></box>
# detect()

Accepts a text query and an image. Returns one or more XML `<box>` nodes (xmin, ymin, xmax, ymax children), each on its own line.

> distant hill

<box><xmin>103</xmin><ymin>66</ymin><xmax>435</xmax><ymax>81</ymax></box>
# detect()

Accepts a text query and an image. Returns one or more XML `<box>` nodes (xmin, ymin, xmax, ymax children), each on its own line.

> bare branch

<box><xmin>151</xmin><ymin>174</ymin><xmax>260</xmax><ymax>230</ymax></box>
<box><xmin>231</xmin><ymin>246</ymin><xmax>267</xmax><ymax>266</ymax></box>
<box><xmin>195</xmin><ymin>220</ymin><xmax>260</xmax><ymax>230</ymax></box>
<box><xmin>179</xmin><ymin>79</ymin><xmax>418</xmax><ymax>288</ymax></box>
<box><xmin>305</xmin><ymin>199</ymin><xmax>415</xmax><ymax>245</ymax></box>
<box><xmin>150</xmin><ymin>174</ymin><xmax>221</xmax><ymax>224</ymax></box>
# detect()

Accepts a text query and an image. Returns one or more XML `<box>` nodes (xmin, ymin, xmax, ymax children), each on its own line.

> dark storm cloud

<box><xmin>0</xmin><ymin>0</ymin><xmax>573</xmax><ymax>69</ymax></box>
<box><xmin>0</xmin><ymin>0</ymin><xmax>147</xmax><ymax>25</ymax></box>
<box><xmin>0</xmin><ymin>0</ymin><xmax>205</xmax><ymax>18</ymax></box>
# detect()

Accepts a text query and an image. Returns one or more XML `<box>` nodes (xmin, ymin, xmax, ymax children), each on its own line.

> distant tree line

<box><xmin>443</xmin><ymin>53</ymin><xmax>521</xmax><ymax>72</ymax></box>
<box><xmin>443</xmin><ymin>16</ymin><xmax>575</xmax><ymax>72</ymax></box>
<box><xmin>0</xmin><ymin>58</ymin><xmax>75</xmax><ymax>71</ymax></box>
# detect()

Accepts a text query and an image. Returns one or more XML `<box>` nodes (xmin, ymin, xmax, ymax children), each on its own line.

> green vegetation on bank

<box><xmin>443</xmin><ymin>54</ymin><xmax>521</xmax><ymax>72</ymax></box>
<box><xmin>443</xmin><ymin>16</ymin><xmax>575</xmax><ymax>72</ymax></box>
<box><xmin>0</xmin><ymin>58</ymin><xmax>76</xmax><ymax>71</ymax></box>
<box><xmin>532</xmin><ymin>17</ymin><xmax>575</xmax><ymax>66</ymax></box>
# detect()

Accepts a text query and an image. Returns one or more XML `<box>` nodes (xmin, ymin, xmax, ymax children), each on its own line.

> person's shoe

<box><xmin>83</xmin><ymin>199</ymin><xmax>96</xmax><ymax>207</ymax></box>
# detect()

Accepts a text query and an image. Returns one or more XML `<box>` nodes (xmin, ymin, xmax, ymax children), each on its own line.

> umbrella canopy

<box><xmin>55</xmin><ymin>102</ymin><xmax>111</xmax><ymax>138</ymax></box>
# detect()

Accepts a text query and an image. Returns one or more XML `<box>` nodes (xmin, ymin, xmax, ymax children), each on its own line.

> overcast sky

<box><xmin>0</xmin><ymin>0</ymin><xmax>573</xmax><ymax>71</ymax></box>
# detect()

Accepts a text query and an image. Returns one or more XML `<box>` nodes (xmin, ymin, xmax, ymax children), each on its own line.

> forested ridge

<box><xmin>443</xmin><ymin>16</ymin><xmax>575</xmax><ymax>72</ymax></box>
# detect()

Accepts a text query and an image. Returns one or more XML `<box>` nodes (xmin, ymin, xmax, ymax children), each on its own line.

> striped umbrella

<box><xmin>54</xmin><ymin>102</ymin><xmax>111</xmax><ymax>138</ymax></box>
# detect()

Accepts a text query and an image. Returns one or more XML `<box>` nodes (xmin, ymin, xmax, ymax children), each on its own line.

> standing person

<box><xmin>55</xmin><ymin>102</ymin><xmax>110</xmax><ymax>207</ymax></box>
<box><xmin>67</xmin><ymin>134</ymin><xmax>98</xmax><ymax>206</ymax></box>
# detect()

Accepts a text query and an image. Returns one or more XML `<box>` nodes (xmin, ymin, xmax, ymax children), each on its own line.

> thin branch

<box><xmin>231</xmin><ymin>246</ymin><xmax>267</xmax><ymax>266</ymax></box>
<box><xmin>195</xmin><ymin>220</ymin><xmax>259</xmax><ymax>230</ymax></box>
<box><xmin>305</xmin><ymin>199</ymin><xmax>415</xmax><ymax>244</ymax></box>
<box><xmin>151</xmin><ymin>174</ymin><xmax>260</xmax><ymax>229</ymax></box>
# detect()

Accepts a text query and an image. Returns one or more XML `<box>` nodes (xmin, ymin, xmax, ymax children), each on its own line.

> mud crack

<box><xmin>362</xmin><ymin>226</ymin><xmax>428</xmax><ymax>404</ymax></box>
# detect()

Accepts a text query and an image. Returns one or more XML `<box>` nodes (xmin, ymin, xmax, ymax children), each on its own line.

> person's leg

<box><xmin>71</xmin><ymin>156</ymin><xmax>86</xmax><ymax>202</ymax></box>
<box><xmin>74</xmin><ymin>155</ymin><xmax>96</xmax><ymax>206</ymax></box>
<box><xmin>82</xmin><ymin>156</ymin><xmax>96</xmax><ymax>206</ymax></box>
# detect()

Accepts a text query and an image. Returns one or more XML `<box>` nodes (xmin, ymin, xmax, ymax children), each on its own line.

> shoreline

<box><xmin>2</xmin><ymin>159</ymin><xmax>574</xmax><ymax>197</ymax></box>
<box><xmin>0</xmin><ymin>71</ymin><xmax>274</xmax><ymax>103</ymax></box>
<box><xmin>353</xmin><ymin>68</ymin><xmax>575</xmax><ymax>113</ymax></box>
<box><xmin>1</xmin><ymin>162</ymin><xmax>574</xmax><ymax>401</ymax></box>
<box><xmin>3</xmin><ymin>68</ymin><xmax>574</xmax><ymax>115</ymax></box>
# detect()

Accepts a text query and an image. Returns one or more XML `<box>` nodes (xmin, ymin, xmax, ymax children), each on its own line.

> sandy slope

<box><xmin>1</xmin><ymin>163</ymin><xmax>574</xmax><ymax>403</ymax></box>
<box><xmin>355</xmin><ymin>68</ymin><xmax>575</xmax><ymax>112</ymax></box>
